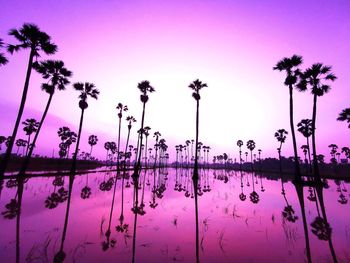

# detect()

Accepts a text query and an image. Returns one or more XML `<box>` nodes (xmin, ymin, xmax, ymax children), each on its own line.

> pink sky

<box><xmin>0</xmin><ymin>0</ymin><xmax>349</xmax><ymax>161</ymax></box>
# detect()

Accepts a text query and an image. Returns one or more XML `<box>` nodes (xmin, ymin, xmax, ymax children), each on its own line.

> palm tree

<box><xmin>237</xmin><ymin>140</ymin><xmax>243</xmax><ymax>170</ymax></box>
<box><xmin>328</xmin><ymin>144</ymin><xmax>338</xmax><ymax>163</ymax></box>
<box><xmin>143</xmin><ymin>126</ymin><xmax>151</xmax><ymax>168</ymax></box>
<box><xmin>88</xmin><ymin>135</ymin><xmax>98</xmax><ymax>157</ymax></box>
<box><xmin>246</xmin><ymin>140</ymin><xmax>256</xmax><ymax>171</ymax></box>
<box><xmin>297</xmin><ymin>119</ymin><xmax>313</xmax><ymax>171</ymax></box>
<box><xmin>341</xmin><ymin>147</ymin><xmax>350</xmax><ymax>160</ymax></box>
<box><xmin>153</xmin><ymin>131</ymin><xmax>161</xmax><ymax>168</ymax></box>
<box><xmin>19</xmin><ymin>60</ymin><xmax>72</xmax><ymax>175</ymax></box>
<box><xmin>273</xmin><ymin>55</ymin><xmax>303</xmax><ymax>180</ymax></box>
<box><xmin>124</xmin><ymin>116</ymin><xmax>136</xmax><ymax>167</ymax></box>
<box><xmin>189</xmin><ymin>79</ymin><xmax>207</xmax><ymax>180</ymax></box>
<box><xmin>134</xmin><ymin>81</ymin><xmax>155</xmax><ymax>178</ymax></box>
<box><xmin>0</xmin><ymin>38</ymin><xmax>8</xmax><ymax>66</ymax></box>
<box><xmin>0</xmin><ymin>136</ymin><xmax>6</xmax><ymax>151</ymax></box>
<box><xmin>70</xmin><ymin>82</ymin><xmax>99</xmax><ymax>174</ymax></box>
<box><xmin>275</xmin><ymin>129</ymin><xmax>288</xmax><ymax>173</ymax></box>
<box><xmin>116</xmin><ymin>103</ymin><xmax>128</xmax><ymax>171</ymax></box>
<box><xmin>337</xmin><ymin>108</ymin><xmax>350</xmax><ymax>128</ymax></box>
<box><xmin>0</xmin><ymin>23</ymin><xmax>57</xmax><ymax>176</ymax></box>
<box><xmin>22</xmin><ymin>118</ymin><xmax>39</xmax><ymax>156</ymax></box>
<box><xmin>298</xmin><ymin>63</ymin><xmax>337</xmax><ymax>180</ymax></box>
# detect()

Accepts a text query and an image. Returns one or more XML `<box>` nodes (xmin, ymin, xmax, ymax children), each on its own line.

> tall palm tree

<box><xmin>124</xmin><ymin>116</ymin><xmax>136</xmax><ymax>167</ymax></box>
<box><xmin>337</xmin><ymin>108</ymin><xmax>350</xmax><ymax>128</ymax></box>
<box><xmin>246</xmin><ymin>140</ymin><xmax>256</xmax><ymax>171</ymax></box>
<box><xmin>298</xmin><ymin>63</ymin><xmax>337</xmax><ymax>180</ymax></box>
<box><xmin>0</xmin><ymin>23</ymin><xmax>57</xmax><ymax>176</ymax></box>
<box><xmin>273</xmin><ymin>55</ymin><xmax>303</xmax><ymax>180</ymax></box>
<box><xmin>153</xmin><ymin>131</ymin><xmax>161</xmax><ymax>168</ymax></box>
<box><xmin>70</xmin><ymin>82</ymin><xmax>99</xmax><ymax>174</ymax></box>
<box><xmin>297</xmin><ymin>119</ymin><xmax>313</xmax><ymax>170</ymax></box>
<box><xmin>134</xmin><ymin>81</ymin><xmax>155</xmax><ymax>178</ymax></box>
<box><xmin>275</xmin><ymin>129</ymin><xmax>288</xmax><ymax>173</ymax></box>
<box><xmin>116</xmin><ymin>103</ymin><xmax>128</xmax><ymax>170</ymax></box>
<box><xmin>237</xmin><ymin>140</ymin><xmax>243</xmax><ymax>170</ymax></box>
<box><xmin>0</xmin><ymin>38</ymin><xmax>8</xmax><ymax>66</ymax></box>
<box><xmin>19</xmin><ymin>60</ymin><xmax>72</xmax><ymax>175</ymax></box>
<box><xmin>189</xmin><ymin>79</ymin><xmax>207</xmax><ymax>180</ymax></box>
<box><xmin>22</xmin><ymin>118</ymin><xmax>39</xmax><ymax>156</ymax></box>
<box><xmin>88</xmin><ymin>135</ymin><xmax>98</xmax><ymax>157</ymax></box>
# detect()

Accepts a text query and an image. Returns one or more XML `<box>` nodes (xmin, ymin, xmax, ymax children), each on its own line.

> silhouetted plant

<box><xmin>0</xmin><ymin>23</ymin><xmax>57</xmax><ymax>176</ymax></box>
<box><xmin>311</xmin><ymin>216</ymin><xmax>332</xmax><ymax>241</ymax></box>
<box><xmin>337</xmin><ymin>108</ymin><xmax>350</xmax><ymax>128</ymax></box>
<box><xmin>328</xmin><ymin>144</ymin><xmax>338</xmax><ymax>163</ymax></box>
<box><xmin>275</xmin><ymin>129</ymin><xmax>288</xmax><ymax>173</ymax></box>
<box><xmin>116</xmin><ymin>103</ymin><xmax>128</xmax><ymax>170</ymax></box>
<box><xmin>297</xmin><ymin>119</ymin><xmax>313</xmax><ymax>170</ymax></box>
<box><xmin>298</xmin><ymin>63</ymin><xmax>337</xmax><ymax>180</ymax></box>
<box><xmin>0</xmin><ymin>38</ymin><xmax>8</xmax><ymax>65</ymax></box>
<box><xmin>88</xmin><ymin>135</ymin><xmax>98</xmax><ymax>157</ymax></box>
<box><xmin>70</xmin><ymin>82</ymin><xmax>99</xmax><ymax>174</ymax></box>
<box><xmin>22</xmin><ymin>118</ymin><xmax>39</xmax><ymax>156</ymax></box>
<box><xmin>246</xmin><ymin>140</ymin><xmax>256</xmax><ymax>171</ymax></box>
<box><xmin>0</xmin><ymin>135</ymin><xmax>6</xmax><ymax>151</ymax></box>
<box><xmin>273</xmin><ymin>55</ymin><xmax>303</xmax><ymax>180</ymax></box>
<box><xmin>2</xmin><ymin>198</ymin><xmax>19</xmax><ymax>219</ymax></box>
<box><xmin>15</xmin><ymin>138</ymin><xmax>27</xmax><ymax>155</ymax></box>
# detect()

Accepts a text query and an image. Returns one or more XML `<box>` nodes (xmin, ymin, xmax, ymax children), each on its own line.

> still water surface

<box><xmin>0</xmin><ymin>168</ymin><xmax>349</xmax><ymax>262</ymax></box>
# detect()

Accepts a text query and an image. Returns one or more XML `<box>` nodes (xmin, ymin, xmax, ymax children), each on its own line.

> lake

<box><xmin>0</xmin><ymin>168</ymin><xmax>349</xmax><ymax>262</ymax></box>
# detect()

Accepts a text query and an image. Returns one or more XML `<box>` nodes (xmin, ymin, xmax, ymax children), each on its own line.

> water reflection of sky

<box><xmin>1</xmin><ymin>169</ymin><xmax>349</xmax><ymax>262</ymax></box>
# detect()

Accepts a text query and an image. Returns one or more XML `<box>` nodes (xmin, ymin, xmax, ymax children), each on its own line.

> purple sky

<box><xmin>0</xmin><ymin>0</ymin><xmax>349</xmax><ymax>161</ymax></box>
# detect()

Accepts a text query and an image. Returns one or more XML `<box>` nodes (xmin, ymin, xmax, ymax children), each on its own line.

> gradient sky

<box><xmin>0</xmin><ymin>0</ymin><xmax>349</xmax><ymax>161</ymax></box>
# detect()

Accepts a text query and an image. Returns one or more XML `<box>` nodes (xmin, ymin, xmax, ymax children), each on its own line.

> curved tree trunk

<box><xmin>289</xmin><ymin>85</ymin><xmax>301</xmax><ymax>181</ymax></box>
<box><xmin>0</xmin><ymin>49</ymin><xmax>35</xmax><ymax>177</ymax></box>
<box><xmin>70</xmin><ymin>108</ymin><xmax>85</xmax><ymax>174</ymax></box>
<box><xmin>19</xmin><ymin>93</ymin><xmax>53</xmax><ymax>175</ymax></box>
<box><xmin>311</xmin><ymin>94</ymin><xmax>320</xmax><ymax>181</ymax></box>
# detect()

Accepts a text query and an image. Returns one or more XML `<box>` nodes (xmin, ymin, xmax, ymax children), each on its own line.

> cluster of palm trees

<box><xmin>174</xmin><ymin>141</ymin><xmax>211</xmax><ymax>167</ymax></box>
<box><xmin>235</xmin><ymin>139</ymin><xmax>262</xmax><ymax>171</ymax></box>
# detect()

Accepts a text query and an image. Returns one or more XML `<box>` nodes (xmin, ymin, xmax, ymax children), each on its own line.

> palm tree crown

<box><xmin>0</xmin><ymin>38</ymin><xmax>8</xmax><ymax>65</ymax></box>
<box><xmin>273</xmin><ymin>55</ymin><xmax>302</xmax><ymax>86</ymax></box>
<box><xmin>337</xmin><ymin>108</ymin><xmax>350</xmax><ymax>128</ymax></box>
<box><xmin>22</xmin><ymin>118</ymin><xmax>39</xmax><ymax>135</ymax></box>
<box><xmin>33</xmin><ymin>60</ymin><xmax>72</xmax><ymax>94</ymax></box>
<box><xmin>73</xmin><ymin>82</ymin><xmax>99</xmax><ymax>109</ymax></box>
<box><xmin>7</xmin><ymin>23</ymin><xmax>57</xmax><ymax>56</ymax></box>
<box><xmin>297</xmin><ymin>119</ymin><xmax>313</xmax><ymax>138</ymax></box>
<box><xmin>247</xmin><ymin>140</ymin><xmax>256</xmax><ymax>151</ymax></box>
<box><xmin>137</xmin><ymin>80</ymin><xmax>155</xmax><ymax>103</ymax></box>
<box><xmin>88</xmin><ymin>135</ymin><xmax>98</xmax><ymax>146</ymax></box>
<box><xmin>189</xmin><ymin>79</ymin><xmax>207</xmax><ymax>100</ymax></box>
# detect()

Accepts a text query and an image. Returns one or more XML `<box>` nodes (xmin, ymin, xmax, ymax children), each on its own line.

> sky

<box><xmin>0</xmin><ymin>0</ymin><xmax>349</xmax><ymax>162</ymax></box>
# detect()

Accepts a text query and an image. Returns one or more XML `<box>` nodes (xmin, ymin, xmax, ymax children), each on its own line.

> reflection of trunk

<box><xmin>71</xmin><ymin>108</ymin><xmax>85</xmax><ymax>174</ymax></box>
<box><xmin>289</xmin><ymin>85</ymin><xmax>301</xmax><ymax>181</ymax></box>
<box><xmin>193</xmin><ymin>178</ymin><xmax>200</xmax><ymax>263</ymax></box>
<box><xmin>0</xmin><ymin>49</ymin><xmax>35</xmax><ymax>177</ymax></box>
<box><xmin>315</xmin><ymin>186</ymin><xmax>338</xmax><ymax>263</ymax></box>
<box><xmin>107</xmin><ymin>174</ymin><xmax>118</xmax><ymax>239</ymax></box>
<box><xmin>294</xmin><ymin>184</ymin><xmax>312</xmax><ymax>263</ymax></box>
<box><xmin>132</xmin><ymin>178</ymin><xmax>139</xmax><ymax>263</ymax></box>
<box><xmin>54</xmin><ymin>175</ymin><xmax>75</xmax><ymax>263</ymax></box>
<box><xmin>16</xmin><ymin>178</ymin><xmax>24</xmax><ymax>263</ymax></box>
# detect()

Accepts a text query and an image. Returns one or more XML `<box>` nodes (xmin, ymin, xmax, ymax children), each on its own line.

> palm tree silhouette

<box><xmin>153</xmin><ymin>131</ymin><xmax>161</xmax><ymax>168</ymax></box>
<box><xmin>116</xmin><ymin>103</ymin><xmax>128</xmax><ymax>171</ymax></box>
<box><xmin>341</xmin><ymin>147</ymin><xmax>350</xmax><ymax>160</ymax></box>
<box><xmin>298</xmin><ymin>63</ymin><xmax>337</xmax><ymax>180</ymax></box>
<box><xmin>274</xmin><ymin>129</ymin><xmax>288</xmax><ymax>173</ymax></box>
<box><xmin>0</xmin><ymin>38</ymin><xmax>8</xmax><ymax>65</ymax></box>
<box><xmin>337</xmin><ymin>108</ymin><xmax>350</xmax><ymax>128</ymax></box>
<box><xmin>134</xmin><ymin>81</ymin><xmax>155</xmax><ymax>178</ymax></box>
<box><xmin>22</xmin><ymin>118</ymin><xmax>39</xmax><ymax>156</ymax></box>
<box><xmin>273</xmin><ymin>55</ymin><xmax>303</xmax><ymax>180</ymax></box>
<box><xmin>19</xmin><ymin>60</ymin><xmax>72</xmax><ymax>174</ymax></box>
<box><xmin>70</xmin><ymin>82</ymin><xmax>99</xmax><ymax>174</ymax></box>
<box><xmin>143</xmin><ymin>126</ymin><xmax>151</xmax><ymax>168</ymax></box>
<box><xmin>297</xmin><ymin>119</ymin><xmax>313</xmax><ymax>172</ymax></box>
<box><xmin>0</xmin><ymin>23</ymin><xmax>57</xmax><ymax>176</ymax></box>
<box><xmin>123</xmin><ymin>116</ymin><xmax>136</xmax><ymax>167</ymax></box>
<box><xmin>189</xmin><ymin>79</ymin><xmax>207</xmax><ymax>180</ymax></box>
<box><xmin>0</xmin><ymin>136</ymin><xmax>6</xmax><ymax>152</ymax></box>
<box><xmin>88</xmin><ymin>135</ymin><xmax>98</xmax><ymax>157</ymax></box>
<box><xmin>237</xmin><ymin>140</ymin><xmax>243</xmax><ymax>170</ymax></box>
<box><xmin>246</xmin><ymin>140</ymin><xmax>256</xmax><ymax>171</ymax></box>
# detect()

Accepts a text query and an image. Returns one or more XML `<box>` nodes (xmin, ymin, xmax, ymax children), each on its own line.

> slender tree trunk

<box><xmin>306</xmin><ymin>137</ymin><xmax>312</xmax><ymax>175</ymax></box>
<box><xmin>193</xmin><ymin>179</ymin><xmax>200</xmax><ymax>263</ymax></box>
<box><xmin>89</xmin><ymin>145</ymin><xmax>93</xmax><ymax>157</ymax></box>
<box><xmin>311</xmin><ymin>94</ymin><xmax>320</xmax><ymax>181</ymax></box>
<box><xmin>117</xmin><ymin>116</ymin><xmax>122</xmax><ymax>172</ymax></box>
<box><xmin>289</xmin><ymin>85</ymin><xmax>301</xmax><ymax>181</ymax></box>
<box><xmin>135</xmin><ymin>102</ymin><xmax>146</xmax><ymax>178</ymax></box>
<box><xmin>153</xmin><ymin>138</ymin><xmax>159</xmax><ymax>169</ymax></box>
<box><xmin>26</xmin><ymin>134</ymin><xmax>31</xmax><ymax>156</ymax></box>
<box><xmin>193</xmin><ymin>99</ymin><xmax>199</xmax><ymax>180</ymax></box>
<box><xmin>19</xmin><ymin>94</ymin><xmax>53</xmax><ymax>175</ymax></box>
<box><xmin>16</xmin><ymin>178</ymin><xmax>24</xmax><ymax>263</ymax></box>
<box><xmin>0</xmin><ymin>49</ymin><xmax>35</xmax><ymax>177</ymax></box>
<box><xmin>71</xmin><ymin>108</ymin><xmax>85</xmax><ymax>174</ymax></box>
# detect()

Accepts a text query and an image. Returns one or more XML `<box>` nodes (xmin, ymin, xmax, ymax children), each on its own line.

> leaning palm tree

<box><xmin>297</xmin><ymin>119</ymin><xmax>313</xmax><ymax>170</ymax></box>
<box><xmin>275</xmin><ymin>129</ymin><xmax>288</xmax><ymax>173</ymax></box>
<box><xmin>19</xmin><ymin>60</ymin><xmax>72</xmax><ymax>175</ymax></box>
<box><xmin>273</xmin><ymin>55</ymin><xmax>303</xmax><ymax>181</ymax></box>
<box><xmin>0</xmin><ymin>38</ymin><xmax>8</xmax><ymax>66</ymax></box>
<box><xmin>88</xmin><ymin>135</ymin><xmax>98</xmax><ymax>157</ymax></box>
<box><xmin>134</xmin><ymin>81</ymin><xmax>155</xmax><ymax>178</ymax></box>
<box><xmin>70</xmin><ymin>82</ymin><xmax>99</xmax><ymax>174</ymax></box>
<box><xmin>22</xmin><ymin>118</ymin><xmax>40</xmax><ymax>156</ymax></box>
<box><xmin>189</xmin><ymin>79</ymin><xmax>207</xmax><ymax>180</ymax></box>
<box><xmin>0</xmin><ymin>23</ymin><xmax>57</xmax><ymax>176</ymax></box>
<box><xmin>237</xmin><ymin>140</ymin><xmax>243</xmax><ymax>170</ymax></box>
<box><xmin>298</xmin><ymin>63</ymin><xmax>337</xmax><ymax>180</ymax></box>
<box><xmin>337</xmin><ymin>108</ymin><xmax>350</xmax><ymax>128</ymax></box>
<box><xmin>116</xmin><ymin>103</ymin><xmax>128</xmax><ymax>171</ymax></box>
<box><xmin>246</xmin><ymin>140</ymin><xmax>256</xmax><ymax>171</ymax></box>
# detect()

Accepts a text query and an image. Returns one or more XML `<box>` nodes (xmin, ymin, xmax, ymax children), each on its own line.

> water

<box><xmin>0</xmin><ymin>168</ymin><xmax>349</xmax><ymax>263</ymax></box>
